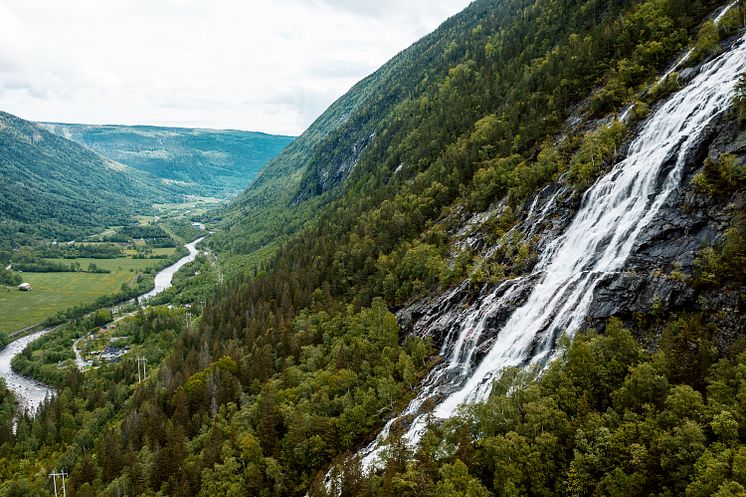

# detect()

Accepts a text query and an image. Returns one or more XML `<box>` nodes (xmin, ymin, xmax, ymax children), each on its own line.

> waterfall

<box><xmin>715</xmin><ymin>1</ymin><xmax>739</xmax><ymax>24</ymax></box>
<box><xmin>659</xmin><ymin>47</ymin><xmax>695</xmax><ymax>85</ymax></box>
<box><xmin>360</xmin><ymin>33</ymin><xmax>746</xmax><ymax>468</ymax></box>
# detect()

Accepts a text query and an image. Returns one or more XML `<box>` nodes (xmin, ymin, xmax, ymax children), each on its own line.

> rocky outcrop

<box><xmin>291</xmin><ymin>132</ymin><xmax>374</xmax><ymax>205</ymax></box>
<box><xmin>587</xmin><ymin>112</ymin><xmax>743</xmax><ymax>329</ymax></box>
<box><xmin>399</xmin><ymin>58</ymin><xmax>746</xmax><ymax>356</ymax></box>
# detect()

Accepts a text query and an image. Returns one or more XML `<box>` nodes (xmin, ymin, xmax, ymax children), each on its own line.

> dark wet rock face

<box><xmin>399</xmin><ymin>88</ymin><xmax>745</xmax><ymax>359</ymax></box>
<box><xmin>292</xmin><ymin>132</ymin><xmax>374</xmax><ymax>204</ymax></box>
<box><xmin>586</xmin><ymin>113</ymin><xmax>742</xmax><ymax>328</ymax></box>
<box><xmin>398</xmin><ymin>275</ymin><xmax>539</xmax><ymax>355</ymax></box>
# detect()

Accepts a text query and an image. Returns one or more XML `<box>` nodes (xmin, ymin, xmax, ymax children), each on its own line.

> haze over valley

<box><xmin>1</xmin><ymin>1</ymin><xmax>746</xmax><ymax>496</ymax></box>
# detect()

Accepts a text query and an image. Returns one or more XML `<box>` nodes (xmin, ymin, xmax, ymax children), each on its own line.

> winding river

<box><xmin>0</xmin><ymin>237</ymin><xmax>205</xmax><ymax>415</ymax></box>
<box><xmin>139</xmin><ymin>237</ymin><xmax>205</xmax><ymax>302</ymax></box>
<box><xmin>0</xmin><ymin>330</ymin><xmax>53</xmax><ymax>415</ymax></box>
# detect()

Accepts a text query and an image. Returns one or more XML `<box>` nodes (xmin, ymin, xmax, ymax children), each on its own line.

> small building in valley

<box><xmin>18</xmin><ymin>283</ymin><xmax>32</xmax><ymax>291</ymax></box>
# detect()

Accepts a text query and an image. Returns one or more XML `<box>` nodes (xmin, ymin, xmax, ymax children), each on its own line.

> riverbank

<box><xmin>0</xmin><ymin>329</ymin><xmax>54</xmax><ymax>415</ymax></box>
<box><xmin>139</xmin><ymin>237</ymin><xmax>205</xmax><ymax>302</ymax></box>
<box><xmin>0</xmin><ymin>237</ymin><xmax>206</xmax><ymax>413</ymax></box>
<box><xmin>8</xmin><ymin>323</ymin><xmax>47</xmax><ymax>341</ymax></box>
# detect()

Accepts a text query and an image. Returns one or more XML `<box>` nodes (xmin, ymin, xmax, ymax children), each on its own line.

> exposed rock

<box><xmin>292</xmin><ymin>132</ymin><xmax>374</xmax><ymax>204</ymax></box>
<box><xmin>585</xmin><ymin>110</ymin><xmax>741</xmax><ymax>330</ymax></box>
<box><xmin>400</xmin><ymin>56</ymin><xmax>745</xmax><ymax>361</ymax></box>
<box><xmin>678</xmin><ymin>66</ymin><xmax>699</xmax><ymax>85</ymax></box>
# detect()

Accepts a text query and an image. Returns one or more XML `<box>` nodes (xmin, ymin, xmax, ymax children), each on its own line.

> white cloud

<box><xmin>0</xmin><ymin>0</ymin><xmax>472</xmax><ymax>135</ymax></box>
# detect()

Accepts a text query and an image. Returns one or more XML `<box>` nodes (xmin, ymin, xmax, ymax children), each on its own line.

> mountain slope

<box><xmin>0</xmin><ymin>112</ymin><xmax>182</xmax><ymax>247</ymax></box>
<box><xmin>41</xmin><ymin>123</ymin><xmax>294</xmax><ymax>197</ymax></box>
<box><xmin>211</xmin><ymin>0</ymin><xmax>527</xmax><ymax>260</ymax></box>
<box><xmin>3</xmin><ymin>1</ymin><xmax>746</xmax><ymax>496</ymax></box>
<box><xmin>214</xmin><ymin>0</ymin><xmax>730</xmax><ymax>263</ymax></box>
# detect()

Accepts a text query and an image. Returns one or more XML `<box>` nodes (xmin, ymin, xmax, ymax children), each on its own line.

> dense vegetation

<box><xmin>1</xmin><ymin>1</ymin><xmax>744</xmax><ymax>497</ymax></box>
<box><xmin>0</xmin><ymin>112</ymin><xmax>184</xmax><ymax>249</ymax></box>
<box><xmin>212</xmin><ymin>0</ymin><xmax>739</xmax><ymax>276</ymax></box>
<box><xmin>42</xmin><ymin>123</ymin><xmax>294</xmax><ymax>198</ymax></box>
<box><xmin>36</xmin><ymin>244</ymin><xmax>125</xmax><ymax>260</ymax></box>
<box><xmin>0</xmin><ymin>268</ymin><xmax>21</xmax><ymax>287</ymax></box>
<box><xmin>313</xmin><ymin>314</ymin><xmax>746</xmax><ymax>497</ymax></box>
<box><xmin>118</xmin><ymin>225</ymin><xmax>176</xmax><ymax>248</ymax></box>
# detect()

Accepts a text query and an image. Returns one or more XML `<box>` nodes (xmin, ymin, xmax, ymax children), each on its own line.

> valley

<box><xmin>41</xmin><ymin>123</ymin><xmax>295</xmax><ymax>198</ymax></box>
<box><xmin>0</xmin><ymin>109</ymin><xmax>278</xmax><ymax>337</ymax></box>
<box><xmin>0</xmin><ymin>213</ymin><xmax>209</xmax><ymax>335</ymax></box>
<box><xmin>0</xmin><ymin>235</ymin><xmax>207</xmax><ymax>416</ymax></box>
<box><xmin>1</xmin><ymin>1</ymin><xmax>746</xmax><ymax>496</ymax></box>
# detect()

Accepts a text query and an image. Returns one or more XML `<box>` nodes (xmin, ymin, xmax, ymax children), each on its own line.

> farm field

<box><xmin>0</xmin><ymin>252</ymin><xmax>174</xmax><ymax>334</ymax></box>
<box><xmin>123</xmin><ymin>247</ymin><xmax>176</xmax><ymax>258</ymax></box>
<box><xmin>154</xmin><ymin>197</ymin><xmax>222</xmax><ymax>218</ymax></box>
<box><xmin>44</xmin><ymin>251</ymin><xmax>175</xmax><ymax>272</ymax></box>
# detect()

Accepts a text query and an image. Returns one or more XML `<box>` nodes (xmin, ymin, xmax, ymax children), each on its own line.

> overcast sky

<box><xmin>0</xmin><ymin>0</ymin><xmax>472</xmax><ymax>136</ymax></box>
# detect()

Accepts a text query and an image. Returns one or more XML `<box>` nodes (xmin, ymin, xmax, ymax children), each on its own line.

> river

<box><xmin>0</xmin><ymin>329</ymin><xmax>53</xmax><ymax>415</ymax></box>
<box><xmin>0</xmin><ymin>237</ymin><xmax>205</xmax><ymax>415</ymax></box>
<box><xmin>139</xmin><ymin>237</ymin><xmax>205</xmax><ymax>302</ymax></box>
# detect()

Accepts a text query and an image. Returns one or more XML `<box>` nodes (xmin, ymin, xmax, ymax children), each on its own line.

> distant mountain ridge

<box><xmin>0</xmin><ymin>111</ymin><xmax>183</xmax><ymax>248</ymax></box>
<box><xmin>40</xmin><ymin>122</ymin><xmax>294</xmax><ymax>197</ymax></box>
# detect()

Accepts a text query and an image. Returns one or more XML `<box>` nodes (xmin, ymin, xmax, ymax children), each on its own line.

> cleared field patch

<box><xmin>0</xmin><ymin>255</ymin><xmax>169</xmax><ymax>334</ymax></box>
<box><xmin>43</xmin><ymin>256</ymin><xmax>165</xmax><ymax>273</ymax></box>
<box><xmin>151</xmin><ymin>248</ymin><xmax>177</xmax><ymax>257</ymax></box>
<box><xmin>122</xmin><ymin>248</ymin><xmax>176</xmax><ymax>258</ymax></box>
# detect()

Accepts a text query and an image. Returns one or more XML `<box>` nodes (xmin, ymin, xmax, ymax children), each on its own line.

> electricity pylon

<box><xmin>49</xmin><ymin>470</ymin><xmax>67</xmax><ymax>497</ymax></box>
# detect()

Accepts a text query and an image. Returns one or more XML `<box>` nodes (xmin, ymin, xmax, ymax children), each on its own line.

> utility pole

<box><xmin>210</xmin><ymin>253</ymin><xmax>224</xmax><ymax>286</ymax></box>
<box><xmin>136</xmin><ymin>356</ymin><xmax>148</xmax><ymax>383</ymax></box>
<box><xmin>49</xmin><ymin>470</ymin><xmax>68</xmax><ymax>497</ymax></box>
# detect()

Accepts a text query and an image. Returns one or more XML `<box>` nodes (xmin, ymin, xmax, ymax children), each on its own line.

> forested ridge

<box><xmin>2</xmin><ymin>0</ymin><xmax>746</xmax><ymax>496</ymax></box>
<box><xmin>41</xmin><ymin>123</ymin><xmax>295</xmax><ymax>198</ymax></box>
<box><xmin>0</xmin><ymin>112</ymin><xmax>184</xmax><ymax>250</ymax></box>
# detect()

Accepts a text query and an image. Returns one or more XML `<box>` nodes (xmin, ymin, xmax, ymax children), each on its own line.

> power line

<box><xmin>136</xmin><ymin>356</ymin><xmax>148</xmax><ymax>383</ymax></box>
<box><xmin>49</xmin><ymin>470</ymin><xmax>68</xmax><ymax>497</ymax></box>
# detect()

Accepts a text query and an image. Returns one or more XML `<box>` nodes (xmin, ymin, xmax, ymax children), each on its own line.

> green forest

<box><xmin>41</xmin><ymin>123</ymin><xmax>295</xmax><ymax>198</ymax></box>
<box><xmin>0</xmin><ymin>112</ymin><xmax>184</xmax><ymax>249</ymax></box>
<box><xmin>1</xmin><ymin>0</ymin><xmax>745</xmax><ymax>496</ymax></box>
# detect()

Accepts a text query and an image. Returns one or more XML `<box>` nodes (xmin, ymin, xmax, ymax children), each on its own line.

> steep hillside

<box><xmin>41</xmin><ymin>123</ymin><xmax>294</xmax><ymax>197</ymax></box>
<box><xmin>211</xmin><ymin>0</ymin><xmax>527</xmax><ymax>259</ymax></box>
<box><xmin>3</xmin><ymin>1</ymin><xmax>746</xmax><ymax>496</ymax></box>
<box><xmin>198</xmin><ymin>0</ymin><xmax>746</xmax><ymax>491</ymax></box>
<box><xmin>0</xmin><ymin>112</ymin><xmax>182</xmax><ymax>248</ymax></box>
<box><xmin>214</xmin><ymin>0</ymin><xmax>737</xmax><ymax>264</ymax></box>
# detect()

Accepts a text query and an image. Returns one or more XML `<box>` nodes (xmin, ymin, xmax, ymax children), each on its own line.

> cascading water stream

<box><xmin>360</xmin><ymin>33</ymin><xmax>746</xmax><ymax>468</ymax></box>
<box><xmin>715</xmin><ymin>0</ymin><xmax>739</xmax><ymax>23</ymax></box>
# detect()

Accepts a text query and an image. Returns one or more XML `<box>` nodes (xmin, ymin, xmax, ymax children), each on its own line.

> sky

<box><xmin>0</xmin><ymin>0</ymin><xmax>473</xmax><ymax>136</ymax></box>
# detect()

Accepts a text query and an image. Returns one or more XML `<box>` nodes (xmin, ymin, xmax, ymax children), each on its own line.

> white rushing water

<box><xmin>0</xmin><ymin>329</ymin><xmax>54</xmax><ymax>416</ymax></box>
<box><xmin>361</xmin><ymin>33</ymin><xmax>746</xmax><ymax>467</ymax></box>
<box><xmin>659</xmin><ymin>48</ymin><xmax>695</xmax><ymax>85</ymax></box>
<box><xmin>139</xmin><ymin>237</ymin><xmax>204</xmax><ymax>302</ymax></box>
<box><xmin>715</xmin><ymin>0</ymin><xmax>739</xmax><ymax>23</ymax></box>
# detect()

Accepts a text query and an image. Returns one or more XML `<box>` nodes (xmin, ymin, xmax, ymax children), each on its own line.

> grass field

<box><xmin>154</xmin><ymin>198</ymin><xmax>222</xmax><ymax>218</ymax></box>
<box><xmin>0</xmin><ymin>252</ymin><xmax>174</xmax><ymax>334</ymax></box>
<box><xmin>45</xmin><ymin>253</ymin><xmax>175</xmax><ymax>272</ymax></box>
<box><xmin>123</xmin><ymin>248</ymin><xmax>176</xmax><ymax>258</ymax></box>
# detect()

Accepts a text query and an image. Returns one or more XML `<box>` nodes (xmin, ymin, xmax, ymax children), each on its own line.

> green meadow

<box><xmin>0</xmin><ymin>250</ymin><xmax>176</xmax><ymax>334</ymax></box>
